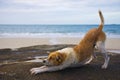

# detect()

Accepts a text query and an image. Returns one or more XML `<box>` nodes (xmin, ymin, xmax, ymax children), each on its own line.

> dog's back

<box><xmin>74</xmin><ymin>11</ymin><xmax>104</xmax><ymax>62</ymax></box>
<box><xmin>82</xmin><ymin>11</ymin><xmax>104</xmax><ymax>45</ymax></box>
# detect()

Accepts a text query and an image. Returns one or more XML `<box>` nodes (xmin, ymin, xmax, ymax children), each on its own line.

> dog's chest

<box><xmin>58</xmin><ymin>48</ymin><xmax>78</xmax><ymax>64</ymax></box>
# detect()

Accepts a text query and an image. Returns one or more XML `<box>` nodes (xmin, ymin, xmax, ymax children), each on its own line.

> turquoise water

<box><xmin>0</xmin><ymin>24</ymin><xmax>120</xmax><ymax>38</ymax></box>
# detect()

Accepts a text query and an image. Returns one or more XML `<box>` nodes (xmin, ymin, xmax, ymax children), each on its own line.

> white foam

<box><xmin>0</xmin><ymin>33</ymin><xmax>85</xmax><ymax>38</ymax></box>
<box><xmin>107</xmin><ymin>33</ymin><xmax>120</xmax><ymax>38</ymax></box>
<box><xmin>0</xmin><ymin>33</ymin><xmax>120</xmax><ymax>38</ymax></box>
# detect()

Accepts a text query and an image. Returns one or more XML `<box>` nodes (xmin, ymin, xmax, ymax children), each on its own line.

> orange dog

<box><xmin>30</xmin><ymin>11</ymin><xmax>110</xmax><ymax>74</ymax></box>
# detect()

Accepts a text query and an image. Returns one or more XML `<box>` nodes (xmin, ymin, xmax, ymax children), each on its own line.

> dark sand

<box><xmin>0</xmin><ymin>45</ymin><xmax>120</xmax><ymax>80</ymax></box>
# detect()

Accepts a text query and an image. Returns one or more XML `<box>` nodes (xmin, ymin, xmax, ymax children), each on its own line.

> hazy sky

<box><xmin>0</xmin><ymin>0</ymin><xmax>120</xmax><ymax>24</ymax></box>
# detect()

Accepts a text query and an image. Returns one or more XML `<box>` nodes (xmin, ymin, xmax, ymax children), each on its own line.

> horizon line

<box><xmin>0</xmin><ymin>23</ymin><xmax>120</xmax><ymax>25</ymax></box>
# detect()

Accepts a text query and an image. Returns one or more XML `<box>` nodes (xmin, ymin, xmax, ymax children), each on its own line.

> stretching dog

<box><xmin>30</xmin><ymin>11</ymin><xmax>110</xmax><ymax>74</ymax></box>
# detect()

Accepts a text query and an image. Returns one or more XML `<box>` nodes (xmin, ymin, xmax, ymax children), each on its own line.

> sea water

<box><xmin>0</xmin><ymin>24</ymin><xmax>120</xmax><ymax>38</ymax></box>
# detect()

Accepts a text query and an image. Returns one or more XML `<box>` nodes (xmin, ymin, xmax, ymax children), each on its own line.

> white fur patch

<box><xmin>57</xmin><ymin>47</ymin><xmax>78</xmax><ymax>65</ymax></box>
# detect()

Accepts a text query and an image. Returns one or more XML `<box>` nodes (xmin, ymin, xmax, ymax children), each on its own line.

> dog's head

<box><xmin>42</xmin><ymin>51</ymin><xmax>67</xmax><ymax>66</ymax></box>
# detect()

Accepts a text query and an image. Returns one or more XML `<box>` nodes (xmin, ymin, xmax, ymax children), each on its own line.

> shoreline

<box><xmin>0</xmin><ymin>37</ymin><xmax>120</xmax><ymax>50</ymax></box>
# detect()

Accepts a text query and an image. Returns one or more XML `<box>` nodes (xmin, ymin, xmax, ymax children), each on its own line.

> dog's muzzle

<box><xmin>42</xmin><ymin>59</ymin><xmax>46</xmax><ymax>63</ymax></box>
<box><xmin>42</xmin><ymin>59</ymin><xmax>50</xmax><ymax>66</ymax></box>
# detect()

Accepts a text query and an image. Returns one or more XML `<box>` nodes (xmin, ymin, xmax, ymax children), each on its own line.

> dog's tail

<box><xmin>97</xmin><ymin>10</ymin><xmax>104</xmax><ymax>32</ymax></box>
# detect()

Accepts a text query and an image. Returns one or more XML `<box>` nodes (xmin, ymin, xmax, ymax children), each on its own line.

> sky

<box><xmin>0</xmin><ymin>0</ymin><xmax>120</xmax><ymax>24</ymax></box>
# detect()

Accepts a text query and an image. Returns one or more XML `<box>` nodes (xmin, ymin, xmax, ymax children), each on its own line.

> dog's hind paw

<box><xmin>101</xmin><ymin>65</ymin><xmax>107</xmax><ymax>69</ymax></box>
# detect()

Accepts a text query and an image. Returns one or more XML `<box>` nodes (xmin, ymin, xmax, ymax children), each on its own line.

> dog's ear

<box><xmin>56</xmin><ymin>53</ymin><xmax>62</xmax><ymax>62</ymax></box>
<box><xmin>56</xmin><ymin>53</ymin><xmax>66</xmax><ymax>63</ymax></box>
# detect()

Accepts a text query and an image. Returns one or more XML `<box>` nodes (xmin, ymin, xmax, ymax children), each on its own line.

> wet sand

<box><xmin>0</xmin><ymin>38</ymin><xmax>120</xmax><ymax>49</ymax></box>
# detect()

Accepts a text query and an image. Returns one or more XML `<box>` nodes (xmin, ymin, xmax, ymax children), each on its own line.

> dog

<box><xmin>30</xmin><ymin>11</ymin><xmax>110</xmax><ymax>74</ymax></box>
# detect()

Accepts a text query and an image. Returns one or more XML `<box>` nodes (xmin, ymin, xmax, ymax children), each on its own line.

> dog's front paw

<box><xmin>30</xmin><ymin>66</ymin><xmax>47</xmax><ymax>74</ymax></box>
<box><xmin>30</xmin><ymin>68</ymin><xmax>41</xmax><ymax>74</ymax></box>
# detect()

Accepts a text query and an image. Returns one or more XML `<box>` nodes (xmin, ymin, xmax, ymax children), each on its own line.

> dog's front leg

<box><xmin>30</xmin><ymin>66</ymin><xmax>47</xmax><ymax>74</ymax></box>
<box><xmin>30</xmin><ymin>65</ymin><xmax>67</xmax><ymax>74</ymax></box>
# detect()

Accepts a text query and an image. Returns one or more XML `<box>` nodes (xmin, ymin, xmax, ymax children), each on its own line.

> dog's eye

<box><xmin>56</xmin><ymin>56</ymin><xmax>61</xmax><ymax>62</ymax></box>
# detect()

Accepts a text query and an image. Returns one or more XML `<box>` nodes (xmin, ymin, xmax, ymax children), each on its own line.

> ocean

<box><xmin>0</xmin><ymin>24</ymin><xmax>120</xmax><ymax>38</ymax></box>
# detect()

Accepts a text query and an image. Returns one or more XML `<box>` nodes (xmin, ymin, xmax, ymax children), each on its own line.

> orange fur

<box><xmin>97</xmin><ymin>31</ymin><xmax>106</xmax><ymax>41</ymax></box>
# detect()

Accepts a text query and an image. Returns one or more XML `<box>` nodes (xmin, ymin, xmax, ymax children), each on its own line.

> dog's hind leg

<box><xmin>96</xmin><ymin>41</ymin><xmax>110</xmax><ymax>69</ymax></box>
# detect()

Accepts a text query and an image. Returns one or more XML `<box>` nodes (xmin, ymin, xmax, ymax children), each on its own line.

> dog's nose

<box><xmin>43</xmin><ymin>60</ymin><xmax>46</xmax><ymax>63</ymax></box>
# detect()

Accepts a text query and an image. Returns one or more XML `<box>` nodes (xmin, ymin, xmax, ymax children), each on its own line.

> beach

<box><xmin>0</xmin><ymin>24</ymin><xmax>120</xmax><ymax>50</ymax></box>
<box><xmin>0</xmin><ymin>0</ymin><xmax>120</xmax><ymax>79</ymax></box>
<box><xmin>0</xmin><ymin>24</ymin><xmax>120</xmax><ymax>80</ymax></box>
<box><xmin>0</xmin><ymin>37</ymin><xmax>120</xmax><ymax>80</ymax></box>
<box><xmin>0</xmin><ymin>37</ymin><xmax>120</xmax><ymax>50</ymax></box>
